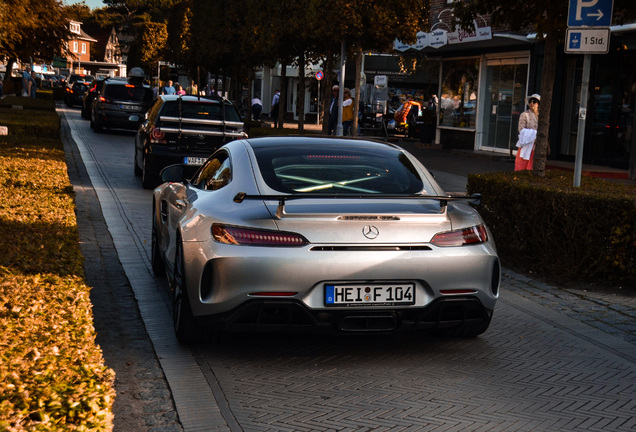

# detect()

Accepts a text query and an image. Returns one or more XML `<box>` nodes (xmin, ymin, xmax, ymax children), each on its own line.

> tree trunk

<box><xmin>533</xmin><ymin>32</ymin><xmax>558</xmax><ymax>177</ymax></box>
<box><xmin>246</xmin><ymin>67</ymin><xmax>255</xmax><ymax>122</ymax></box>
<box><xmin>352</xmin><ymin>47</ymin><xmax>363</xmax><ymax>137</ymax></box>
<box><xmin>278</xmin><ymin>62</ymin><xmax>287</xmax><ymax>129</ymax></box>
<box><xmin>3</xmin><ymin>59</ymin><xmax>17</xmax><ymax>95</ymax></box>
<box><xmin>297</xmin><ymin>50</ymin><xmax>306</xmax><ymax>132</ymax></box>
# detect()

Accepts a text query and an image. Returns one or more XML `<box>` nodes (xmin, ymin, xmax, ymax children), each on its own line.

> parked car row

<box><xmin>69</xmin><ymin>72</ymin><xmax>247</xmax><ymax>190</ymax></box>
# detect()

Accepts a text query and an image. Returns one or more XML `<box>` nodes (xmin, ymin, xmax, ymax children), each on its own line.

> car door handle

<box><xmin>175</xmin><ymin>199</ymin><xmax>186</xmax><ymax>210</ymax></box>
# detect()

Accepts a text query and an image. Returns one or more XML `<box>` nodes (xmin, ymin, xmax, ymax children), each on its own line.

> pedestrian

<box><xmin>515</xmin><ymin>93</ymin><xmax>540</xmax><ymax>171</ymax></box>
<box><xmin>30</xmin><ymin>71</ymin><xmax>38</xmax><ymax>98</ymax></box>
<box><xmin>251</xmin><ymin>97</ymin><xmax>263</xmax><ymax>121</ymax></box>
<box><xmin>162</xmin><ymin>80</ymin><xmax>175</xmax><ymax>95</ymax></box>
<box><xmin>187</xmin><ymin>80</ymin><xmax>198</xmax><ymax>95</ymax></box>
<box><xmin>271</xmin><ymin>89</ymin><xmax>280</xmax><ymax>128</ymax></box>
<box><xmin>22</xmin><ymin>66</ymin><xmax>32</xmax><ymax>97</ymax></box>
<box><xmin>328</xmin><ymin>85</ymin><xmax>339</xmax><ymax>135</ymax></box>
<box><xmin>174</xmin><ymin>82</ymin><xmax>186</xmax><ymax>95</ymax></box>
<box><xmin>342</xmin><ymin>88</ymin><xmax>354</xmax><ymax>136</ymax></box>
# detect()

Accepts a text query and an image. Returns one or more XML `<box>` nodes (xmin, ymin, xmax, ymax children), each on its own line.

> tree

<box><xmin>127</xmin><ymin>21</ymin><xmax>168</xmax><ymax>74</ymax></box>
<box><xmin>296</xmin><ymin>0</ymin><xmax>427</xmax><ymax>134</ymax></box>
<box><xmin>0</xmin><ymin>0</ymin><xmax>72</xmax><ymax>92</ymax></box>
<box><xmin>452</xmin><ymin>0</ymin><xmax>636</xmax><ymax>177</ymax></box>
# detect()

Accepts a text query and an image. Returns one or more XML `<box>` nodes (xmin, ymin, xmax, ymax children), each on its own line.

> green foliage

<box><xmin>467</xmin><ymin>171</ymin><xmax>636</xmax><ymax>287</ymax></box>
<box><xmin>0</xmin><ymin>98</ymin><xmax>115</xmax><ymax>430</ymax></box>
<box><xmin>127</xmin><ymin>21</ymin><xmax>169</xmax><ymax>73</ymax></box>
<box><xmin>0</xmin><ymin>0</ymin><xmax>72</xmax><ymax>63</ymax></box>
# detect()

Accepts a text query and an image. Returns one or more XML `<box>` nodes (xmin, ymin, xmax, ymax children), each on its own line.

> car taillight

<box><xmin>212</xmin><ymin>224</ymin><xmax>309</xmax><ymax>247</ymax></box>
<box><xmin>150</xmin><ymin>127</ymin><xmax>165</xmax><ymax>141</ymax></box>
<box><xmin>430</xmin><ymin>225</ymin><xmax>488</xmax><ymax>247</ymax></box>
<box><xmin>98</xmin><ymin>96</ymin><xmax>110</xmax><ymax>103</ymax></box>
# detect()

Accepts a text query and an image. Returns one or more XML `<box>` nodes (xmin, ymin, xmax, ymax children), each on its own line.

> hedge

<box><xmin>467</xmin><ymin>170</ymin><xmax>636</xmax><ymax>287</ymax></box>
<box><xmin>0</xmin><ymin>96</ymin><xmax>115</xmax><ymax>431</ymax></box>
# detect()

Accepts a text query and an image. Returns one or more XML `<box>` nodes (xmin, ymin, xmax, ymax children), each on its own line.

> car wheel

<box><xmin>94</xmin><ymin>117</ymin><xmax>103</xmax><ymax>133</ymax></box>
<box><xmin>133</xmin><ymin>148</ymin><xmax>142</xmax><ymax>176</ymax></box>
<box><xmin>437</xmin><ymin>314</ymin><xmax>492</xmax><ymax>338</ymax></box>
<box><xmin>142</xmin><ymin>155</ymin><xmax>156</xmax><ymax>189</ymax></box>
<box><xmin>172</xmin><ymin>239</ymin><xmax>203</xmax><ymax>343</ymax></box>
<box><xmin>151</xmin><ymin>205</ymin><xmax>165</xmax><ymax>276</ymax></box>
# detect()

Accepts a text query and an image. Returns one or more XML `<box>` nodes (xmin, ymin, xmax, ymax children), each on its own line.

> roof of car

<box><xmin>244</xmin><ymin>135</ymin><xmax>397</xmax><ymax>150</ymax></box>
<box><xmin>159</xmin><ymin>95</ymin><xmax>228</xmax><ymax>103</ymax></box>
<box><xmin>103</xmin><ymin>79</ymin><xmax>150</xmax><ymax>87</ymax></box>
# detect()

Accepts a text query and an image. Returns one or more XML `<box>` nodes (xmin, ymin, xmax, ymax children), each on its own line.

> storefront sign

<box><xmin>394</xmin><ymin>25</ymin><xmax>491</xmax><ymax>51</ymax></box>
<box><xmin>447</xmin><ymin>26</ymin><xmax>492</xmax><ymax>45</ymax></box>
<box><xmin>429</xmin><ymin>30</ymin><xmax>448</xmax><ymax>49</ymax></box>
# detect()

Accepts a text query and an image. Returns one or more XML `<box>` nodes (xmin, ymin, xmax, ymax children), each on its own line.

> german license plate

<box><xmin>325</xmin><ymin>283</ymin><xmax>415</xmax><ymax>306</ymax></box>
<box><xmin>184</xmin><ymin>157</ymin><xmax>207</xmax><ymax>165</ymax></box>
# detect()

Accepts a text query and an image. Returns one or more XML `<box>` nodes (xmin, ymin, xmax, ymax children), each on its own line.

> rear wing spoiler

<box><xmin>233</xmin><ymin>192</ymin><xmax>482</xmax><ymax>218</ymax></box>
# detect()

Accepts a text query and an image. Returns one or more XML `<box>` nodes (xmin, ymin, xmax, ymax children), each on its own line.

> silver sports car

<box><xmin>152</xmin><ymin>136</ymin><xmax>500</xmax><ymax>342</ymax></box>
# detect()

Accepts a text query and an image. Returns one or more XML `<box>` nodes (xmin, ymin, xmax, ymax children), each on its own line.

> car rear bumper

<box><xmin>196</xmin><ymin>297</ymin><xmax>493</xmax><ymax>334</ymax></box>
<box><xmin>181</xmin><ymin>240</ymin><xmax>501</xmax><ymax>324</ymax></box>
<box><xmin>96</xmin><ymin>110</ymin><xmax>144</xmax><ymax>130</ymax></box>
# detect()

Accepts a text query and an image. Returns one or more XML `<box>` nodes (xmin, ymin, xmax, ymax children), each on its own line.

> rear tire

<box><xmin>151</xmin><ymin>206</ymin><xmax>165</xmax><ymax>276</ymax></box>
<box><xmin>133</xmin><ymin>149</ymin><xmax>142</xmax><ymax>176</ymax></box>
<box><xmin>142</xmin><ymin>155</ymin><xmax>156</xmax><ymax>189</ymax></box>
<box><xmin>94</xmin><ymin>117</ymin><xmax>103</xmax><ymax>133</ymax></box>
<box><xmin>172</xmin><ymin>240</ymin><xmax>204</xmax><ymax>343</ymax></box>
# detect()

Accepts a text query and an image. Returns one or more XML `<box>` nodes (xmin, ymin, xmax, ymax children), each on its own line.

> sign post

<box><xmin>315</xmin><ymin>71</ymin><xmax>323</xmax><ymax>126</ymax></box>
<box><xmin>566</xmin><ymin>0</ymin><xmax>613</xmax><ymax>187</ymax></box>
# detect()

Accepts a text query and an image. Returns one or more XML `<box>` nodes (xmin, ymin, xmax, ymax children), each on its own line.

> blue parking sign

<box><xmin>569</xmin><ymin>32</ymin><xmax>582</xmax><ymax>49</ymax></box>
<box><xmin>568</xmin><ymin>0</ymin><xmax>613</xmax><ymax>27</ymax></box>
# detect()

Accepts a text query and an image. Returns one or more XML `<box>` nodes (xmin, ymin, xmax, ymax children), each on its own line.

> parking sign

<box><xmin>568</xmin><ymin>0</ymin><xmax>613</xmax><ymax>27</ymax></box>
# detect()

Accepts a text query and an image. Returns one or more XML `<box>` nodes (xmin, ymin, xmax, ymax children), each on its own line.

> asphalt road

<box><xmin>59</xmin><ymin>107</ymin><xmax>636</xmax><ymax>432</ymax></box>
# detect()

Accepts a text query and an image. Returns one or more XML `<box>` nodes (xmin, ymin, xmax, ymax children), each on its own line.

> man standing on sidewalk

<box><xmin>271</xmin><ymin>89</ymin><xmax>280</xmax><ymax>128</ymax></box>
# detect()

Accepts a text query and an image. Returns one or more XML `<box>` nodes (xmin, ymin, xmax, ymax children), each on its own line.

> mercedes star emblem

<box><xmin>362</xmin><ymin>225</ymin><xmax>379</xmax><ymax>239</ymax></box>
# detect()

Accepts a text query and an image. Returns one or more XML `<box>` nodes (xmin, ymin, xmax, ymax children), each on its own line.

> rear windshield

<box><xmin>104</xmin><ymin>84</ymin><xmax>153</xmax><ymax>102</ymax></box>
<box><xmin>161</xmin><ymin>100</ymin><xmax>241</xmax><ymax>122</ymax></box>
<box><xmin>252</xmin><ymin>142</ymin><xmax>426</xmax><ymax>195</ymax></box>
<box><xmin>73</xmin><ymin>82</ymin><xmax>91</xmax><ymax>91</ymax></box>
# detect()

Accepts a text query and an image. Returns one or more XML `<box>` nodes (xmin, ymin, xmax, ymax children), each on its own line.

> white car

<box><xmin>152</xmin><ymin>136</ymin><xmax>500</xmax><ymax>342</ymax></box>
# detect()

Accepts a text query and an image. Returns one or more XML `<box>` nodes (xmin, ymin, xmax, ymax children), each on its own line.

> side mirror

<box><xmin>160</xmin><ymin>164</ymin><xmax>185</xmax><ymax>183</ymax></box>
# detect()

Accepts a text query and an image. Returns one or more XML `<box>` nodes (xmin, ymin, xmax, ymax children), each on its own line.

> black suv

<box><xmin>81</xmin><ymin>77</ymin><xmax>110</xmax><ymax>120</ymax></box>
<box><xmin>65</xmin><ymin>80</ymin><xmax>92</xmax><ymax>107</ymax></box>
<box><xmin>134</xmin><ymin>95</ymin><xmax>246</xmax><ymax>188</ymax></box>
<box><xmin>91</xmin><ymin>78</ymin><xmax>154</xmax><ymax>133</ymax></box>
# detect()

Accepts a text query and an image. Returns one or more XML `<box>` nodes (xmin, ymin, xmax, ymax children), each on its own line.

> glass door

<box><xmin>481</xmin><ymin>60</ymin><xmax>528</xmax><ymax>154</ymax></box>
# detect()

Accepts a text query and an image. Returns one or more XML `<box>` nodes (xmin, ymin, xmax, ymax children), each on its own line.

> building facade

<box><xmin>253</xmin><ymin>2</ymin><xmax>635</xmax><ymax>177</ymax></box>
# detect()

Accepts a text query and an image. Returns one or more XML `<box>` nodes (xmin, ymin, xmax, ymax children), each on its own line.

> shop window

<box><xmin>440</xmin><ymin>58</ymin><xmax>479</xmax><ymax>129</ymax></box>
